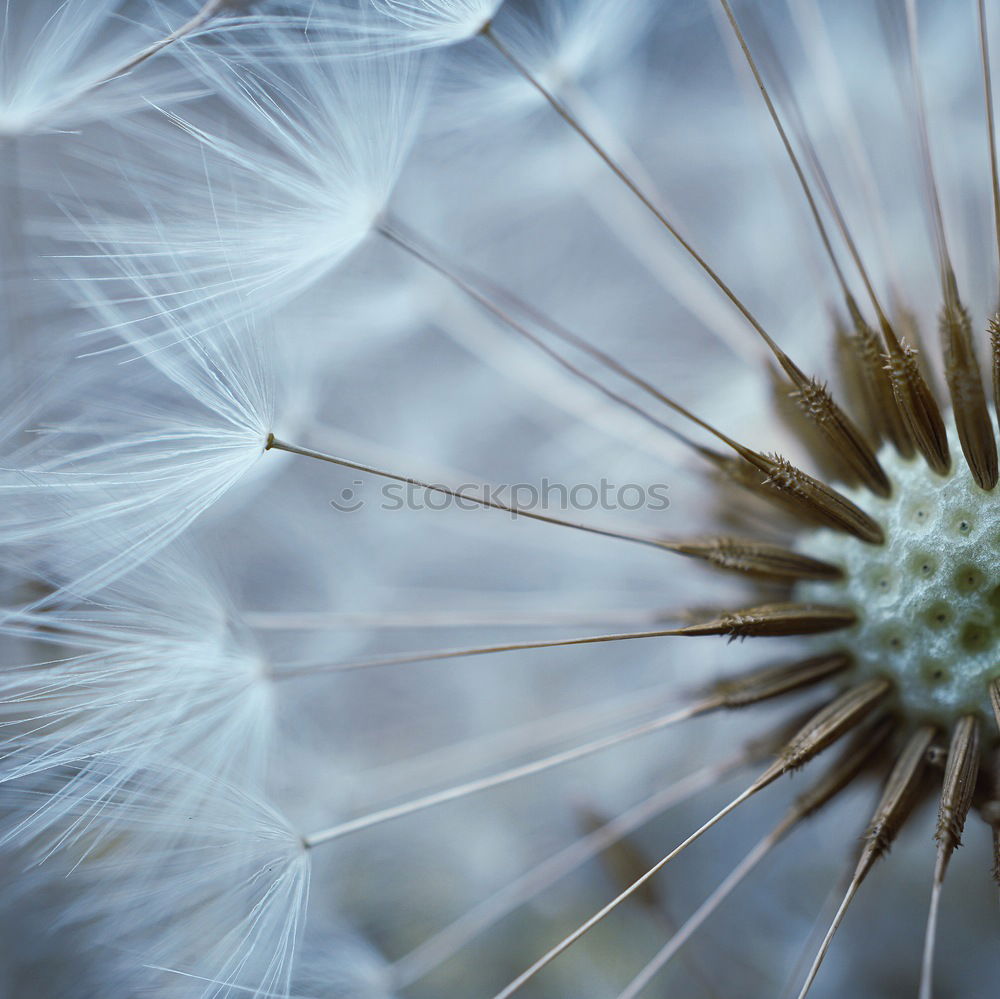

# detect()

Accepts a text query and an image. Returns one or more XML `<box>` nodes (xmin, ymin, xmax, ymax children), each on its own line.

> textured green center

<box><xmin>798</xmin><ymin>425</ymin><xmax>1000</xmax><ymax>724</ymax></box>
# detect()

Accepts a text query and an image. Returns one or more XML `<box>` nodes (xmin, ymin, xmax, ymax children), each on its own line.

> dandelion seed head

<box><xmin>0</xmin><ymin>232</ymin><xmax>293</xmax><ymax>600</ymax></box>
<box><xmin>7</xmin><ymin>0</ymin><xmax>1000</xmax><ymax>995</ymax></box>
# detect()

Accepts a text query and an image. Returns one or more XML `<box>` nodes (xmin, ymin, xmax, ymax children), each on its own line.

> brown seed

<box><xmin>767</xmin><ymin>678</ymin><xmax>891</xmax><ymax>778</ymax></box>
<box><xmin>939</xmin><ymin>277</ymin><xmax>997</xmax><ymax>488</ymax></box>
<box><xmin>843</xmin><ymin>301</ymin><xmax>915</xmax><ymax>457</ymax></box>
<box><xmin>711</xmin><ymin>652</ymin><xmax>851</xmax><ymax>709</ymax></box>
<box><xmin>934</xmin><ymin>715</ymin><xmax>980</xmax><ymax>865</ymax></box>
<box><xmin>863</xmin><ymin>725</ymin><xmax>936</xmax><ymax>864</ymax></box>
<box><xmin>662</xmin><ymin>536</ymin><xmax>843</xmax><ymax>582</ymax></box>
<box><xmin>791</xmin><ymin>716</ymin><xmax>895</xmax><ymax>820</ymax></box>
<box><xmin>882</xmin><ymin>321</ymin><xmax>951</xmax><ymax>475</ymax></box>
<box><xmin>674</xmin><ymin>603</ymin><xmax>856</xmax><ymax>641</ymax></box>
<box><xmin>738</xmin><ymin>449</ymin><xmax>884</xmax><ymax>544</ymax></box>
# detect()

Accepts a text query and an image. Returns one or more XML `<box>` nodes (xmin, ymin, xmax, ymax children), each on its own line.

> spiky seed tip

<box><xmin>862</xmin><ymin>726</ymin><xmax>936</xmax><ymax>864</ymax></box>
<box><xmin>710</xmin><ymin>653</ymin><xmax>851</xmax><ymax>709</ymax></box>
<box><xmin>674</xmin><ymin>603</ymin><xmax>856</xmax><ymax>641</ymax></box>
<box><xmin>939</xmin><ymin>286</ymin><xmax>998</xmax><ymax>488</ymax></box>
<box><xmin>883</xmin><ymin>332</ymin><xmax>951</xmax><ymax>475</ymax></box>
<box><xmin>783</xmin><ymin>364</ymin><xmax>891</xmax><ymax>497</ymax></box>
<box><xmin>742</xmin><ymin>450</ymin><xmax>885</xmax><ymax>543</ymax></box>
<box><xmin>934</xmin><ymin>716</ymin><xmax>981</xmax><ymax>866</ymax></box>
<box><xmin>664</xmin><ymin>537</ymin><xmax>843</xmax><ymax>581</ymax></box>
<box><xmin>767</xmin><ymin>678</ymin><xmax>890</xmax><ymax>778</ymax></box>
<box><xmin>844</xmin><ymin>303</ymin><xmax>914</xmax><ymax>456</ymax></box>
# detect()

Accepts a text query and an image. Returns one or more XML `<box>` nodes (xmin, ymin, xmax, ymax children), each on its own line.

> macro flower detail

<box><xmin>7</xmin><ymin>1</ymin><xmax>1000</xmax><ymax>998</ymax></box>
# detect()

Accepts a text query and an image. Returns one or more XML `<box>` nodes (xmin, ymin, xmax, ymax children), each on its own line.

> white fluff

<box><xmin>0</xmin><ymin>548</ymin><xmax>274</xmax><ymax>839</ymax></box>
<box><xmin>0</xmin><ymin>0</ymin><xmax>208</xmax><ymax>135</ymax></box>
<box><xmin>294</xmin><ymin>0</ymin><xmax>503</xmax><ymax>53</ymax></box>
<box><xmin>83</xmin><ymin>23</ymin><xmax>430</xmax><ymax>324</ymax></box>
<box><xmin>10</xmin><ymin>762</ymin><xmax>309</xmax><ymax>999</ymax></box>
<box><xmin>0</xmin><ymin>271</ymin><xmax>275</xmax><ymax>602</ymax></box>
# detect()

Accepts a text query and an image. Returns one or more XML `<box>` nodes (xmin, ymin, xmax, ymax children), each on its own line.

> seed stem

<box><xmin>271</xmin><ymin>608</ymin><xmax>854</xmax><ymax>678</ymax></box>
<box><xmin>616</xmin><ymin>818</ymin><xmax>791</xmax><ymax>999</ymax></box>
<box><xmin>301</xmin><ymin>699</ymin><xmax>715</xmax><ymax>848</ymax></box>
<box><xmin>797</xmin><ymin>725</ymin><xmax>934</xmax><ymax>998</ymax></box>
<box><xmin>494</xmin><ymin>682</ymin><xmax>888</xmax><ymax>999</ymax></box>
<box><xmin>389</xmin><ymin>747</ymin><xmax>754</xmax><ymax>988</ymax></box>
<box><xmin>479</xmin><ymin>22</ymin><xmax>833</xmax><ymax>378</ymax></box>
<box><xmin>266</xmin><ymin>434</ymin><xmax>673</xmax><ymax>552</ymax></box>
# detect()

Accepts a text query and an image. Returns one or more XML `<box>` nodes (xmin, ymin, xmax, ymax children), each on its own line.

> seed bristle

<box><xmin>665</xmin><ymin>536</ymin><xmax>843</xmax><ymax>581</ymax></box>
<box><xmin>711</xmin><ymin>652</ymin><xmax>851</xmax><ymax>708</ymax></box>
<box><xmin>767</xmin><ymin>679</ymin><xmax>890</xmax><ymax>777</ymax></box>
<box><xmin>939</xmin><ymin>279</ymin><xmax>998</xmax><ymax>488</ymax></box>
<box><xmin>882</xmin><ymin>324</ymin><xmax>951</xmax><ymax>474</ymax></box>
<box><xmin>934</xmin><ymin>715</ymin><xmax>980</xmax><ymax>863</ymax></box>
<box><xmin>744</xmin><ymin>449</ymin><xmax>885</xmax><ymax>543</ymax></box>
<box><xmin>674</xmin><ymin>602</ymin><xmax>856</xmax><ymax>641</ymax></box>
<box><xmin>843</xmin><ymin>301</ymin><xmax>915</xmax><ymax>457</ymax></box>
